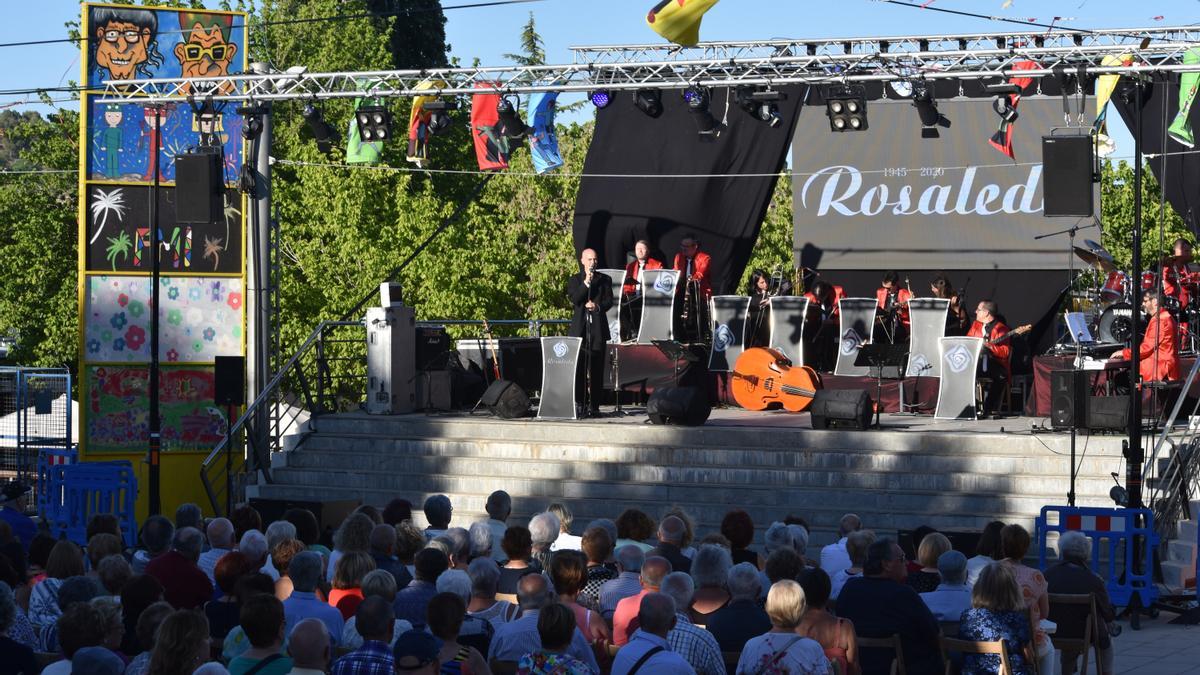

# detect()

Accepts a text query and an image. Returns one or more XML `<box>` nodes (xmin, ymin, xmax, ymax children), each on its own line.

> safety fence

<box><xmin>1036</xmin><ymin>505</ymin><xmax>1159</xmax><ymax>610</ymax></box>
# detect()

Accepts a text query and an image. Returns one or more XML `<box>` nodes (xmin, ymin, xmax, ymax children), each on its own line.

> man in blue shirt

<box><xmin>0</xmin><ymin>481</ymin><xmax>35</xmax><ymax>549</ymax></box>
<box><xmin>332</xmin><ymin>597</ymin><xmax>395</xmax><ymax>675</ymax></box>
<box><xmin>488</xmin><ymin>573</ymin><xmax>600</xmax><ymax>673</ymax></box>
<box><xmin>919</xmin><ymin>550</ymin><xmax>972</xmax><ymax>623</ymax></box>
<box><xmin>611</xmin><ymin>593</ymin><xmax>696</xmax><ymax>675</ymax></box>
<box><xmin>282</xmin><ymin>551</ymin><xmax>343</xmax><ymax>646</ymax></box>
<box><xmin>394</xmin><ymin>548</ymin><xmax>448</xmax><ymax>630</ymax></box>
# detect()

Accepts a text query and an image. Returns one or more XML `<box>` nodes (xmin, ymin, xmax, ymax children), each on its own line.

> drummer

<box><xmin>1162</xmin><ymin>237</ymin><xmax>1195</xmax><ymax>311</ymax></box>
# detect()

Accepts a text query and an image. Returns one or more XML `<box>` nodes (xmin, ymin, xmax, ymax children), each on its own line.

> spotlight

<box><xmin>736</xmin><ymin>87</ymin><xmax>787</xmax><ymax>127</ymax></box>
<box><xmin>912</xmin><ymin>84</ymin><xmax>950</xmax><ymax>139</ymax></box>
<box><xmin>302</xmin><ymin>102</ymin><xmax>337</xmax><ymax>154</ymax></box>
<box><xmin>422</xmin><ymin>100</ymin><xmax>458</xmax><ymax>136</ymax></box>
<box><xmin>590</xmin><ymin>90</ymin><xmax>612</xmax><ymax>108</ymax></box>
<box><xmin>355</xmin><ymin>104</ymin><xmax>393</xmax><ymax>142</ymax></box>
<box><xmin>683</xmin><ymin>86</ymin><xmax>722</xmax><ymax>138</ymax></box>
<box><xmin>496</xmin><ymin>95</ymin><xmax>528</xmax><ymax>139</ymax></box>
<box><xmin>633</xmin><ymin>89</ymin><xmax>663</xmax><ymax>118</ymax></box>
<box><xmin>825</xmin><ymin>84</ymin><xmax>867</xmax><ymax>132</ymax></box>
<box><xmin>991</xmin><ymin>95</ymin><xmax>1019</xmax><ymax>124</ymax></box>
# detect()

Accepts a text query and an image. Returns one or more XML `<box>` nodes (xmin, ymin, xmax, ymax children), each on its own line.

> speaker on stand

<box><xmin>214</xmin><ymin>356</ymin><xmax>245</xmax><ymax>516</ymax></box>
<box><xmin>1042</xmin><ymin>134</ymin><xmax>1096</xmax><ymax>218</ymax></box>
<box><xmin>1051</xmin><ymin>369</ymin><xmax>1089</xmax><ymax>506</ymax></box>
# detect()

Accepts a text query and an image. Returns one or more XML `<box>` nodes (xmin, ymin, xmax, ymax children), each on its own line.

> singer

<box><xmin>567</xmin><ymin>248</ymin><xmax>614</xmax><ymax>417</ymax></box>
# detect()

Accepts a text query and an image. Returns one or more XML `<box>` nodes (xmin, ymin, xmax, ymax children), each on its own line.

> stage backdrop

<box><xmin>573</xmin><ymin>84</ymin><xmax>806</xmax><ymax>296</ymax></box>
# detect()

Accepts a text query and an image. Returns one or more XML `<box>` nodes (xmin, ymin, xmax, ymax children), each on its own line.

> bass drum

<box><xmin>1096</xmin><ymin>302</ymin><xmax>1139</xmax><ymax>344</ymax></box>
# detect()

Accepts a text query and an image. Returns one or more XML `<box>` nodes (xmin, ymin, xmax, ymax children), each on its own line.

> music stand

<box><xmin>855</xmin><ymin>343</ymin><xmax>909</xmax><ymax>426</ymax></box>
<box><xmin>652</xmin><ymin>339</ymin><xmax>703</xmax><ymax>387</ymax></box>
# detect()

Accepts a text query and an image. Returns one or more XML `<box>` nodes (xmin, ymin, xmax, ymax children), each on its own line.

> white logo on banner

<box><xmin>945</xmin><ymin>344</ymin><xmax>973</xmax><ymax>373</ymax></box>
<box><xmin>910</xmin><ymin>353</ymin><xmax>931</xmax><ymax>375</ymax></box>
<box><xmin>553</xmin><ymin>341</ymin><xmax>568</xmax><ymax>358</ymax></box>
<box><xmin>609</xmin><ymin>319</ymin><xmax>620</xmax><ymax>339</ymax></box>
<box><xmin>799</xmin><ymin>165</ymin><xmax>1043</xmax><ymax>217</ymax></box>
<box><xmin>840</xmin><ymin>329</ymin><xmax>862</xmax><ymax>356</ymax></box>
<box><xmin>713</xmin><ymin>324</ymin><xmax>734</xmax><ymax>352</ymax></box>
<box><xmin>653</xmin><ymin>273</ymin><xmax>675</xmax><ymax>295</ymax></box>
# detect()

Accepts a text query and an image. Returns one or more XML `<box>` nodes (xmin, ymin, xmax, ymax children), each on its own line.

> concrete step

<box><xmin>1178</xmin><ymin>519</ymin><xmax>1198</xmax><ymax>543</ymax></box>
<box><xmin>1167</xmin><ymin>539</ymin><xmax>1197</xmax><ymax>566</ymax></box>
<box><xmin>1160</xmin><ymin>560</ymin><xmax>1195</xmax><ymax>590</ymax></box>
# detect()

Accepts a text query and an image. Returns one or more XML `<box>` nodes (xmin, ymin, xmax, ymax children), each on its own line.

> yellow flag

<box><xmin>647</xmin><ymin>0</ymin><xmax>720</xmax><ymax>47</ymax></box>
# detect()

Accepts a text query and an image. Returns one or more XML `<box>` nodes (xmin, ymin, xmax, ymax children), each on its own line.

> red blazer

<box><xmin>1162</xmin><ymin>264</ymin><xmax>1191</xmax><ymax>309</ymax></box>
<box><xmin>875</xmin><ymin>287</ymin><xmax>913</xmax><ymax>325</ymax></box>
<box><xmin>967</xmin><ymin>319</ymin><xmax>1011</xmax><ymax>374</ymax></box>
<box><xmin>623</xmin><ymin>257</ymin><xmax>663</xmax><ymax>295</ymax></box>
<box><xmin>673</xmin><ymin>251</ymin><xmax>712</xmax><ymax>298</ymax></box>
<box><xmin>804</xmin><ymin>285</ymin><xmax>845</xmax><ymax>319</ymax></box>
<box><xmin>1121</xmin><ymin>308</ymin><xmax>1180</xmax><ymax>382</ymax></box>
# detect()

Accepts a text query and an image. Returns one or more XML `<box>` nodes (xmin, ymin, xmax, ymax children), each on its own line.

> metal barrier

<box><xmin>1036</xmin><ymin>505</ymin><xmax>1159</xmax><ymax>609</ymax></box>
<box><xmin>44</xmin><ymin>460</ymin><xmax>138</xmax><ymax>548</ymax></box>
<box><xmin>0</xmin><ymin>368</ymin><xmax>72</xmax><ymax>509</ymax></box>
<box><xmin>36</xmin><ymin>447</ymin><xmax>76</xmax><ymax>522</ymax></box>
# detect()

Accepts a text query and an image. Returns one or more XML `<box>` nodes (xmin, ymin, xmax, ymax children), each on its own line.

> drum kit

<box><xmin>1071</xmin><ymin>239</ymin><xmax>1197</xmax><ymax>352</ymax></box>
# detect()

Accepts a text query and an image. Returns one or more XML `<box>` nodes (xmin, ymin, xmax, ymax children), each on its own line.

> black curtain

<box><xmin>1111</xmin><ymin>72</ymin><xmax>1200</xmax><ymax>236</ymax></box>
<box><xmin>572</xmin><ymin>85</ymin><xmax>806</xmax><ymax>295</ymax></box>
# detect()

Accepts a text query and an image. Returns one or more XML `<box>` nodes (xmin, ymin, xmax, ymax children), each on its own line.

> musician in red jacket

<box><xmin>874</xmin><ymin>270</ymin><xmax>913</xmax><ymax>343</ymax></box>
<box><xmin>1110</xmin><ymin>290</ymin><xmax>1181</xmax><ymax>383</ymax></box>
<box><xmin>620</xmin><ymin>240</ymin><xmax>662</xmax><ymax>340</ymax></box>
<box><xmin>803</xmin><ymin>280</ymin><xmax>845</xmax><ymax>372</ymax></box>
<box><xmin>967</xmin><ymin>299</ymin><xmax>1010</xmax><ymax>417</ymax></box>
<box><xmin>673</xmin><ymin>234</ymin><xmax>712</xmax><ymax>343</ymax></box>
<box><xmin>672</xmin><ymin>235</ymin><xmax>712</xmax><ymax>299</ymax></box>
<box><xmin>1161</xmin><ymin>237</ymin><xmax>1194</xmax><ymax>311</ymax></box>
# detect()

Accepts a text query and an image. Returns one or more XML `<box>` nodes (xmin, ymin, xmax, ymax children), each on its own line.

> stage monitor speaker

<box><xmin>480</xmin><ymin>379</ymin><xmax>530</xmax><ymax>419</ymax></box>
<box><xmin>1042</xmin><ymin>135</ymin><xmax>1094</xmax><ymax>217</ymax></box>
<box><xmin>1087</xmin><ymin>396</ymin><xmax>1129</xmax><ymax>432</ymax></box>
<box><xmin>213</xmin><ymin>355</ymin><xmax>245</xmax><ymax>406</ymax></box>
<box><xmin>810</xmin><ymin>389</ymin><xmax>873</xmax><ymax>430</ymax></box>
<box><xmin>416</xmin><ymin>371</ymin><xmax>454</xmax><ymax>411</ymax></box>
<box><xmin>248</xmin><ymin>497</ymin><xmax>361</xmax><ymax>548</ymax></box>
<box><xmin>175</xmin><ymin>152</ymin><xmax>224</xmax><ymax>224</ymax></box>
<box><xmin>647</xmin><ymin>386</ymin><xmax>711</xmax><ymax>426</ymax></box>
<box><xmin>1051</xmin><ymin>369</ymin><xmax>1089</xmax><ymax>429</ymax></box>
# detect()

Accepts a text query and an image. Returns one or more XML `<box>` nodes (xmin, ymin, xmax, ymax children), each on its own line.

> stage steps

<box><xmin>249</xmin><ymin>412</ymin><xmax>1131</xmax><ymax>550</ymax></box>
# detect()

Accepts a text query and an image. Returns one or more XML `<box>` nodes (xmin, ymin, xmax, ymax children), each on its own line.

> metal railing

<box><xmin>1144</xmin><ymin>357</ymin><xmax>1200</xmax><ymax>543</ymax></box>
<box><xmin>199</xmin><ymin>317</ymin><xmax>569</xmax><ymax>516</ymax></box>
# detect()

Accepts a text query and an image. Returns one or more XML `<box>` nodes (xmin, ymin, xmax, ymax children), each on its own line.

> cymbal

<box><xmin>1074</xmin><ymin>241</ymin><xmax>1116</xmax><ymax>272</ymax></box>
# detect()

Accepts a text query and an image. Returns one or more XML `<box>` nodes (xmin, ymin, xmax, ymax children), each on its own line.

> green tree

<box><xmin>503</xmin><ymin>13</ymin><xmax>546</xmax><ymax>66</ymax></box>
<box><xmin>1098</xmin><ymin>159</ymin><xmax>1191</xmax><ymax>271</ymax></box>
<box><xmin>740</xmin><ymin>174</ymin><xmax>796</xmax><ymax>293</ymax></box>
<box><xmin>366</xmin><ymin>0</ymin><xmax>449</xmax><ymax>69</ymax></box>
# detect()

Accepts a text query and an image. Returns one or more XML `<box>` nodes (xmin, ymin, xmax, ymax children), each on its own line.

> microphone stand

<box><xmin>584</xmin><ymin>266</ymin><xmax>594</xmax><ymax>417</ymax></box>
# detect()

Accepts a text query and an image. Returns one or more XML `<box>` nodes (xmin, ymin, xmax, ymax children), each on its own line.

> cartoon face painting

<box><xmin>90</xmin><ymin>7</ymin><xmax>164</xmax><ymax>81</ymax></box>
<box><xmin>174</xmin><ymin>12</ymin><xmax>238</xmax><ymax>95</ymax></box>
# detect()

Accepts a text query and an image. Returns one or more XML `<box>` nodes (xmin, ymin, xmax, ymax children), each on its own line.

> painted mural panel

<box><xmin>85</xmin><ymin>276</ymin><xmax>244</xmax><ymax>363</ymax></box>
<box><xmin>85</xmin><ymin>365</ymin><xmax>228</xmax><ymax>453</ymax></box>
<box><xmin>84</xmin><ymin>183</ymin><xmax>243</xmax><ymax>274</ymax></box>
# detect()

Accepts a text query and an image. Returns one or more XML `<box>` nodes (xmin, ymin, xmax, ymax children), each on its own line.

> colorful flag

<box><xmin>646</xmin><ymin>0</ymin><xmax>720</xmax><ymax>47</ymax></box>
<box><xmin>471</xmin><ymin>83</ymin><xmax>513</xmax><ymax>171</ymax></box>
<box><xmin>407</xmin><ymin>79</ymin><xmax>447</xmax><ymax>167</ymax></box>
<box><xmin>528</xmin><ymin>92</ymin><xmax>563</xmax><ymax>174</ymax></box>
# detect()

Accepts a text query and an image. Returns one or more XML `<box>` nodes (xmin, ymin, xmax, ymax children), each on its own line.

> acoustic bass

<box><xmin>730</xmin><ymin>347</ymin><xmax>822</xmax><ymax>412</ymax></box>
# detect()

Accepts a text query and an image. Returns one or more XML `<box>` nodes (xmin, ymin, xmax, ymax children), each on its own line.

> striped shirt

<box><xmin>598</xmin><ymin>572</ymin><xmax>642</xmax><ymax>618</ymax></box>
<box><xmin>667</xmin><ymin>613</ymin><xmax>726</xmax><ymax>675</ymax></box>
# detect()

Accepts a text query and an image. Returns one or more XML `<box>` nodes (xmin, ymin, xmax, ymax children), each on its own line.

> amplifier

<box><xmin>415</xmin><ymin>325</ymin><xmax>452</xmax><ymax>370</ymax></box>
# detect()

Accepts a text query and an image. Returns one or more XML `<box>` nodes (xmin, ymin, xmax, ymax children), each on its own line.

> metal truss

<box><xmin>98</xmin><ymin>25</ymin><xmax>1200</xmax><ymax>105</ymax></box>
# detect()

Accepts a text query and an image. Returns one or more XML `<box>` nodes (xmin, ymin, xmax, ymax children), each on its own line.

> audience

<box><xmin>1000</xmin><ymin>524</ymin><xmax>1052</xmax><ymax>674</ymax></box>
<box><xmin>120</xmin><ymin>574</ymin><xmax>166</xmax><ymax>655</ymax></box>
<box><xmin>437</xmin><ymin>568</ymin><xmax>495</xmax><ymax>655</ymax></box>
<box><xmin>327</xmin><ymin>514</ymin><xmax>374</xmax><ymax>583</ymax></box>
<box><xmin>282</xmin><ymin>550</ymin><xmax>344</xmax><ymax>646</ymax></box>
<box><xmin>796</xmin><ymin>568</ymin><xmax>859</xmax><ymax>675</ymax></box>
<box><xmin>577</xmin><ymin>526</ymin><xmax>617</xmax><ymax>610</ymax></box>
<box><xmin>428</xmin><ymin>592</ymin><xmax>490</xmax><ymax>674</ymax></box>
<box><xmin>612</xmin><ymin>555</ymin><xmax>671</xmax><ymax>646</ymax></box>
<box><xmin>705</xmin><ymin>562</ymin><xmax>770</xmax><ymax>654</ymax></box>
<box><xmin>1044</xmin><ymin>531</ymin><xmax>1116</xmax><ymax>675</ymax></box>
<box><xmin>488</xmin><ymin>573</ymin><xmax>599</xmax><ymax>672</ymax></box>
<box><xmin>648</xmin><ymin>516</ymin><xmax>692</xmax><ymax>574</ymax></box>
<box><xmin>288</xmin><ymin>618</ymin><xmax>331</xmax><ymax>675</ymax></box>
<box><xmin>229</xmin><ymin>594</ymin><xmax>292</xmax><ymax>675</ymax></box>
<box><xmin>920</xmin><ymin>550</ymin><xmax>972</xmax><ymax>623</ymax></box>
<box><xmin>467</xmin><ymin>557</ymin><xmax>520</xmax><ymax>631</ymax></box>
<box><xmin>498</xmin><ymin>526</ymin><xmax>540</xmax><ymax>594</ymax></box>
<box><xmin>231</xmin><ymin>505</ymin><xmax>263</xmax><ymax>543</ymax></box>
<box><xmin>133</xmin><ymin>515</ymin><xmax>175</xmax><ymax>574</ymax></box>
<box><xmin>469</xmin><ymin>521</ymin><xmax>495</xmax><ymax>562</ymax></box>
<box><xmin>124</xmin><ymin>601</ymin><xmax>173</xmax><ymax>675</ymax></box>
<box><xmin>659</xmin><ymin>571</ymin><xmax>725</xmax><ymax>675</ymax></box>
<box><xmin>240</xmin><ymin>530</ymin><xmax>270</xmax><ymax>573</ymax></box>
<box><xmin>820</xmin><ymin>514</ymin><xmax>862</xmax><ymax>576</ymax></box>
<box><xmin>0</xmin><ymin>581</ymin><xmax>37</xmax><ymax>675</ymax></box>
<box><xmin>199</xmin><ymin>518</ymin><xmax>237</xmax><ymax>583</ymax></box>
<box><xmin>46</xmin><ymin>601</ymin><xmax>109</xmax><ymax>675</ymax></box>
<box><xmin>146</xmin><ymin>526</ymin><xmax>214</xmax><ymax>609</ymax></box>
<box><xmin>333</xmin><ymin>596</ymin><xmax>395</xmax><ymax>674</ymax></box>
<box><xmin>424</xmin><ymin>495</ymin><xmax>453</xmax><ymax>540</ymax></box>
<box><xmin>688</xmin><ymin>544</ymin><xmax>732</xmax><ymax>625</ymax></box>
<box><xmin>549</xmin><ymin>551</ymin><xmax>610</xmax><ymax>642</ymax></box>
<box><xmin>148</xmin><ymin>607</ymin><xmax>214</xmax><ymax>675</ymax></box>
<box><xmin>966</xmin><ymin>521</ymin><xmax>1005</xmax><ymax>586</ymax></box>
<box><xmin>610</xmin><ymin>593</ymin><xmax>694</xmax><ymax>675</ymax></box>
<box><xmin>958</xmin><ymin>563</ymin><xmax>1036</xmax><ymax>675</ymax></box>
<box><xmin>737</xmin><ymin>580</ymin><xmax>830</xmax><ymax>674</ymax></box>
<box><xmin>719</xmin><ymin>509</ymin><xmax>759</xmax><ymax>567</ymax></box>
<box><xmin>907</xmin><ymin>532</ymin><xmax>951</xmax><ymax>594</ymax></box>
<box><xmin>394</xmin><ymin>547</ymin><xmax>448</xmax><ymax>630</ymax></box>
<box><xmin>28</xmin><ymin>539</ymin><xmax>85</xmax><ymax>629</ymax></box>
<box><xmin>548</xmin><ymin>502</ymin><xmax>581</xmax><ymax>552</ymax></box>
<box><xmin>206</xmin><ymin>551</ymin><xmax>252</xmax><ymax>639</ymax></box>
<box><xmin>342</xmin><ymin>569</ymin><xmax>411</xmax><ymax>649</ymax></box>
<box><xmin>483</xmin><ymin>490</ymin><xmax>513</xmax><ymax>562</ymax></box>
<box><xmin>329</xmin><ymin>551</ymin><xmax>375</xmax><ymax>620</ymax></box>
<box><xmin>383</xmin><ymin>497</ymin><xmax>414</xmax><ymax>527</ymax></box>
<box><xmin>394</xmin><ymin>630</ymin><xmax>443</xmax><ymax>675</ymax></box>
<box><xmin>528</xmin><ymin>512</ymin><xmax>560</xmax><ymax>571</ymax></box>
<box><xmin>835</xmin><ymin>538</ymin><xmax>941</xmax><ymax>675</ymax></box>
<box><xmin>517</xmin><ymin>603</ymin><xmax>593</xmax><ymax>675</ymax></box>
<box><xmin>598</xmin><ymin>545</ymin><xmax>645</xmax><ymax>620</ymax></box>
<box><xmin>271</xmin><ymin>539</ymin><xmax>306</xmax><ymax>601</ymax></box>
<box><xmin>261</xmin><ymin>521</ymin><xmax>298</xmax><ymax>581</ymax></box>
<box><xmin>831</xmin><ymin>530</ymin><xmax>876</xmax><ymax>602</ymax></box>
<box><xmin>614</xmin><ymin>509</ymin><xmax>656</xmax><ymax>553</ymax></box>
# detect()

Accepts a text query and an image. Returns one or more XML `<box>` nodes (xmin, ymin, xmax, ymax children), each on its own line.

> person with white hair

<box><xmin>599</xmin><ymin>545</ymin><xmax>645</xmax><ymax>620</ymax></box>
<box><xmin>288</xmin><ymin>617</ymin><xmax>331</xmax><ymax>675</ymax></box>
<box><xmin>340</xmin><ymin>569</ymin><xmax>411</xmax><ymax>650</ymax></box>
<box><xmin>737</xmin><ymin>580</ymin><xmax>830</xmax><ymax>675</ymax></box>
<box><xmin>821</xmin><ymin>513</ymin><xmax>861</xmax><ymax>575</ymax></box>
<box><xmin>528</xmin><ymin>512</ymin><xmax>560</xmax><ymax>571</ymax></box>
<box><xmin>437</xmin><ymin>568</ymin><xmax>495</xmax><ymax>655</ymax></box>
<box><xmin>789</xmin><ymin>524</ymin><xmax>810</xmax><ymax>560</ymax></box>
<box><xmin>689</xmin><ymin>544</ymin><xmax>733</xmax><ymax>625</ymax></box>
<box><xmin>443</xmin><ymin>527</ymin><xmax>471</xmax><ymax>570</ymax></box>
<box><xmin>488</xmin><ymin>573</ymin><xmax>599</xmax><ymax>672</ymax></box>
<box><xmin>757</xmin><ymin>522</ymin><xmax>795</xmax><ymax>597</ymax></box>
<box><xmin>919</xmin><ymin>550</ymin><xmax>972</xmax><ymax>622</ymax></box>
<box><xmin>260</xmin><ymin>520</ymin><xmax>297</xmax><ymax>581</ymax></box>
<box><xmin>1044</xmin><ymin>531</ymin><xmax>1116</xmax><ymax>675</ymax></box>
<box><xmin>468</xmin><ymin>521</ymin><xmax>493</xmax><ymax>561</ymax></box>
<box><xmin>706</xmin><ymin>562</ymin><xmax>771</xmax><ymax>653</ymax></box>
<box><xmin>238</xmin><ymin>529</ymin><xmax>269</xmax><ymax>572</ymax></box>
<box><xmin>659</xmin><ymin>572</ymin><xmax>725</xmax><ymax>675</ymax></box>
<box><xmin>482</xmin><ymin>490</ymin><xmax>512</xmax><ymax>562</ymax></box>
<box><xmin>466</xmin><ymin>557</ymin><xmax>519</xmax><ymax>631</ymax></box>
<box><xmin>648</xmin><ymin>515</ymin><xmax>691</xmax><ymax>574</ymax></box>
<box><xmin>198</xmin><ymin>517</ymin><xmax>236</xmax><ymax>584</ymax></box>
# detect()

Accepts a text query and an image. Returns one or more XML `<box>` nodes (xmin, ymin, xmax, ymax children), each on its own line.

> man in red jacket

<box><xmin>875</xmin><ymin>270</ymin><xmax>913</xmax><ymax>343</ymax></box>
<box><xmin>967</xmin><ymin>300</ymin><xmax>1010</xmax><ymax>417</ymax></box>
<box><xmin>621</xmin><ymin>240</ymin><xmax>662</xmax><ymax>340</ymax></box>
<box><xmin>1110</xmin><ymin>290</ymin><xmax>1180</xmax><ymax>383</ymax></box>
<box><xmin>672</xmin><ymin>234</ymin><xmax>712</xmax><ymax>343</ymax></box>
<box><xmin>1161</xmin><ymin>238</ymin><xmax>1194</xmax><ymax>311</ymax></box>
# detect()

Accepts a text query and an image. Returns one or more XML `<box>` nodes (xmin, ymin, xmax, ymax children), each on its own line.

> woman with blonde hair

<box><xmin>958</xmin><ymin>562</ymin><xmax>1036</xmax><ymax>675</ymax></box>
<box><xmin>907</xmin><ymin>532</ymin><xmax>952</xmax><ymax>593</ymax></box>
<box><xmin>737</xmin><ymin>580</ymin><xmax>831</xmax><ymax>674</ymax></box>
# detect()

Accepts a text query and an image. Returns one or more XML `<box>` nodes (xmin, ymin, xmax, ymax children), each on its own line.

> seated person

<box><xmin>1043</xmin><ymin>532</ymin><xmax>1116</xmax><ymax>675</ymax></box>
<box><xmin>958</xmin><ymin>563</ymin><xmax>1036</xmax><ymax>675</ymax></box>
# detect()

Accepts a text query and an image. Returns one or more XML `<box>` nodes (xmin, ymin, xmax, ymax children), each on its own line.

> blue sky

<box><xmin>5</xmin><ymin>0</ymin><xmax>1199</xmax><ymax>152</ymax></box>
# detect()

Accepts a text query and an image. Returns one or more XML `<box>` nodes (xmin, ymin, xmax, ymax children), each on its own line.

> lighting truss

<box><xmin>98</xmin><ymin>25</ymin><xmax>1200</xmax><ymax>105</ymax></box>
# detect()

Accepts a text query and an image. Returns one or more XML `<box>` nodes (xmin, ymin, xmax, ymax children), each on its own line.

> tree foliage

<box><xmin>1097</xmin><ymin>159</ymin><xmax>1192</xmax><ymax>270</ymax></box>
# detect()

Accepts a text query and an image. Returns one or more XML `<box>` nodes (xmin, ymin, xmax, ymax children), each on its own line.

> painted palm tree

<box><xmin>203</xmin><ymin>236</ymin><xmax>224</xmax><ymax>271</ymax></box>
<box><xmin>89</xmin><ymin>187</ymin><xmax>127</xmax><ymax>244</ymax></box>
<box><xmin>105</xmin><ymin>231</ymin><xmax>133</xmax><ymax>271</ymax></box>
<box><xmin>222</xmin><ymin>192</ymin><xmax>240</xmax><ymax>244</ymax></box>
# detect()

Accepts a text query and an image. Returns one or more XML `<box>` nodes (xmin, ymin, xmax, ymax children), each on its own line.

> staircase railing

<box><xmin>1144</xmin><ymin>356</ymin><xmax>1200</xmax><ymax>542</ymax></box>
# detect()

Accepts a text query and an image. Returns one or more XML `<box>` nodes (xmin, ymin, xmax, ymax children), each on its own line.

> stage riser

<box><xmin>251</xmin><ymin>413</ymin><xmax>1131</xmax><ymax>548</ymax></box>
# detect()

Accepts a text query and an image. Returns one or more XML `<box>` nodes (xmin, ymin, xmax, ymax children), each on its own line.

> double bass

<box><xmin>731</xmin><ymin>347</ymin><xmax>822</xmax><ymax>412</ymax></box>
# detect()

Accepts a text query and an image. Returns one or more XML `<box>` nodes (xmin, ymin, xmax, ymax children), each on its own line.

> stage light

<box><xmin>912</xmin><ymin>84</ymin><xmax>950</xmax><ymax>139</ymax></box>
<box><xmin>825</xmin><ymin>84</ymin><xmax>867</xmax><ymax>132</ymax></box>
<box><xmin>633</xmin><ymin>89</ymin><xmax>663</xmax><ymax>118</ymax></box>
<box><xmin>736</xmin><ymin>87</ymin><xmax>787</xmax><ymax>127</ymax></box>
<box><xmin>422</xmin><ymin>99</ymin><xmax>458</xmax><ymax>136</ymax></box>
<box><xmin>355</xmin><ymin>104</ymin><xmax>393</xmax><ymax>142</ymax></box>
<box><xmin>301</xmin><ymin>101</ymin><xmax>337</xmax><ymax>154</ymax></box>
<box><xmin>591</xmin><ymin>90</ymin><xmax>612</xmax><ymax>108</ymax></box>
<box><xmin>683</xmin><ymin>86</ymin><xmax>722</xmax><ymax>138</ymax></box>
<box><xmin>496</xmin><ymin>95</ymin><xmax>528</xmax><ymax>139</ymax></box>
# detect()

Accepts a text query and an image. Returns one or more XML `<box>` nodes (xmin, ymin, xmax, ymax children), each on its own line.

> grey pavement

<box><xmin>1109</xmin><ymin>612</ymin><xmax>1200</xmax><ymax>675</ymax></box>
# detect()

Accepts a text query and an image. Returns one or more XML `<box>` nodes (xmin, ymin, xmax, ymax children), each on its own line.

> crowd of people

<box><xmin>0</xmin><ymin>485</ymin><xmax>1118</xmax><ymax>675</ymax></box>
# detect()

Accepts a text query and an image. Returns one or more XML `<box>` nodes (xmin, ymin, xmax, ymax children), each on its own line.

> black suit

<box><xmin>567</xmin><ymin>270</ymin><xmax>613</xmax><ymax>413</ymax></box>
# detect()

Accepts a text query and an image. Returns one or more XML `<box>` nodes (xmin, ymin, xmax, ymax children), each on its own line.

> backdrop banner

<box><xmin>907</xmin><ymin>298</ymin><xmax>950</xmax><ymax>378</ymax></box>
<box><xmin>936</xmin><ymin>336</ymin><xmax>984</xmax><ymax>419</ymax></box>
<box><xmin>708</xmin><ymin>295</ymin><xmax>750</xmax><ymax>372</ymax></box>
<box><xmin>768</xmin><ymin>295</ymin><xmax>809</xmax><ymax>367</ymax></box>
<box><xmin>835</xmin><ymin>298</ymin><xmax>877</xmax><ymax>376</ymax></box>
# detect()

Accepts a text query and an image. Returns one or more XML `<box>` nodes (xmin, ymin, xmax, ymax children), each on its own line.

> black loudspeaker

<box><xmin>214</xmin><ymin>355</ymin><xmax>245</xmax><ymax>406</ymax></box>
<box><xmin>480</xmin><ymin>379</ymin><xmax>530</xmax><ymax>418</ymax></box>
<box><xmin>416</xmin><ymin>371</ymin><xmax>454</xmax><ymax>411</ymax></box>
<box><xmin>810</xmin><ymin>389</ymin><xmax>873</xmax><ymax>430</ymax></box>
<box><xmin>647</xmin><ymin>386</ymin><xmax>712</xmax><ymax>426</ymax></box>
<box><xmin>1042</xmin><ymin>135</ymin><xmax>1094</xmax><ymax>217</ymax></box>
<box><xmin>415</xmin><ymin>326</ymin><xmax>452</xmax><ymax>370</ymax></box>
<box><xmin>1050</xmin><ymin>370</ymin><xmax>1088</xmax><ymax>430</ymax></box>
<box><xmin>1087</xmin><ymin>396</ymin><xmax>1129</xmax><ymax>432</ymax></box>
<box><xmin>175</xmin><ymin>152</ymin><xmax>224</xmax><ymax>224</ymax></box>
